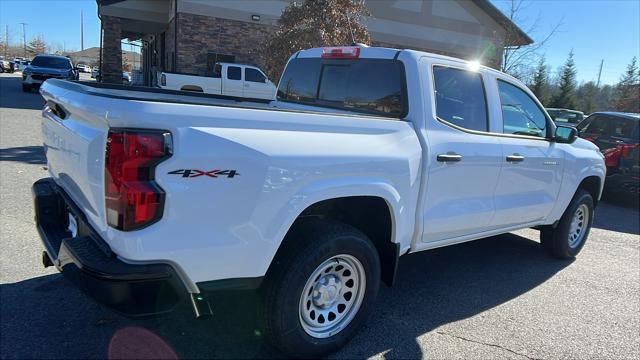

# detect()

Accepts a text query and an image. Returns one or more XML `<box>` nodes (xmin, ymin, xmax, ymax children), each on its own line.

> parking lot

<box><xmin>0</xmin><ymin>71</ymin><xmax>638</xmax><ymax>359</ymax></box>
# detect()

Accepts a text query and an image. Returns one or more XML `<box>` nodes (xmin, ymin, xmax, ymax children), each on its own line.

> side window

<box><xmin>497</xmin><ymin>80</ymin><xmax>547</xmax><ymax>138</ymax></box>
<box><xmin>433</xmin><ymin>66</ymin><xmax>488</xmax><ymax>132</ymax></box>
<box><xmin>227</xmin><ymin>66</ymin><xmax>241</xmax><ymax>80</ymax></box>
<box><xmin>584</xmin><ymin>117</ymin><xmax>609</xmax><ymax>135</ymax></box>
<box><xmin>609</xmin><ymin>117</ymin><xmax>637</xmax><ymax>138</ymax></box>
<box><xmin>245</xmin><ymin>68</ymin><xmax>266</xmax><ymax>83</ymax></box>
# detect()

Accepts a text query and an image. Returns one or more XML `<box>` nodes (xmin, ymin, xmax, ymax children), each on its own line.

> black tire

<box><xmin>262</xmin><ymin>219</ymin><xmax>381</xmax><ymax>358</ymax></box>
<box><xmin>540</xmin><ymin>189</ymin><xmax>594</xmax><ymax>259</ymax></box>
<box><xmin>22</xmin><ymin>84</ymin><xmax>31</xmax><ymax>92</ymax></box>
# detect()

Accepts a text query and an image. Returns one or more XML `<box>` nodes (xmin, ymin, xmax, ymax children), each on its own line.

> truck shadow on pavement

<box><xmin>592</xmin><ymin>198</ymin><xmax>640</xmax><ymax>235</ymax></box>
<box><xmin>0</xmin><ymin>233</ymin><xmax>572</xmax><ymax>359</ymax></box>
<box><xmin>0</xmin><ymin>74</ymin><xmax>44</xmax><ymax>111</ymax></box>
<box><xmin>0</xmin><ymin>146</ymin><xmax>46</xmax><ymax>165</ymax></box>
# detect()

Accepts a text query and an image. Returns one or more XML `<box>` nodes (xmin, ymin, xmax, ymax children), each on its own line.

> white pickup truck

<box><xmin>158</xmin><ymin>62</ymin><xmax>276</xmax><ymax>100</ymax></box>
<box><xmin>34</xmin><ymin>46</ymin><xmax>605</xmax><ymax>357</ymax></box>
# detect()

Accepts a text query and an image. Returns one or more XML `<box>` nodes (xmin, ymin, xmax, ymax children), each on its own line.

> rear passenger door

<box><xmin>490</xmin><ymin>79</ymin><xmax>564</xmax><ymax>228</ymax></box>
<box><xmin>223</xmin><ymin>65</ymin><xmax>244</xmax><ymax>97</ymax></box>
<box><xmin>244</xmin><ymin>68</ymin><xmax>274</xmax><ymax>99</ymax></box>
<box><xmin>420</xmin><ymin>64</ymin><xmax>503</xmax><ymax>243</ymax></box>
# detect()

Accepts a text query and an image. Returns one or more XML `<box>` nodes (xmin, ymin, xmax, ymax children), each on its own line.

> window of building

<box><xmin>433</xmin><ymin>66</ymin><xmax>488</xmax><ymax>132</ymax></box>
<box><xmin>227</xmin><ymin>66</ymin><xmax>241</xmax><ymax>80</ymax></box>
<box><xmin>497</xmin><ymin>80</ymin><xmax>547</xmax><ymax>138</ymax></box>
<box><xmin>245</xmin><ymin>68</ymin><xmax>266</xmax><ymax>83</ymax></box>
<box><xmin>277</xmin><ymin>58</ymin><xmax>407</xmax><ymax>117</ymax></box>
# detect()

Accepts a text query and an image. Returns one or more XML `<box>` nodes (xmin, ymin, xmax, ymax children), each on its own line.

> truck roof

<box><xmin>295</xmin><ymin>45</ymin><xmax>519</xmax><ymax>85</ymax></box>
<box><xmin>216</xmin><ymin>62</ymin><xmax>261</xmax><ymax>68</ymax></box>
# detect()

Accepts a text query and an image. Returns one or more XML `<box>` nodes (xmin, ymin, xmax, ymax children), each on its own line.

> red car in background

<box><xmin>577</xmin><ymin>112</ymin><xmax>640</xmax><ymax>197</ymax></box>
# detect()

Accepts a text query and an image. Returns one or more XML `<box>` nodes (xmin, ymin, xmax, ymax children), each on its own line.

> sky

<box><xmin>491</xmin><ymin>0</ymin><xmax>640</xmax><ymax>86</ymax></box>
<box><xmin>1</xmin><ymin>0</ymin><xmax>638</xmax><ymax>86</ymax></box>
<box><xmin>0</xmin><ymin>0</ymin><xmax>101</xmax><ymax>53</ymax></box>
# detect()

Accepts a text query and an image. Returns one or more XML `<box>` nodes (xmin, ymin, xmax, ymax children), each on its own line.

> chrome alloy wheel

<box><xmin>299</xmin><ymin>254</ymin><xmax>366</xmax><ymax>338</ymax></box>
<box><xmin>568</xmin><ymin>204</ymin><xmax>589</xmax><ymax>249</ymax></box>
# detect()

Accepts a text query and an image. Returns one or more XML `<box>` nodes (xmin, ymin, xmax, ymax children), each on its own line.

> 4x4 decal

<box><xmin>168</xmin><ymin>169</ymin><xmax>239</xmax><ymax>178</ymax></box>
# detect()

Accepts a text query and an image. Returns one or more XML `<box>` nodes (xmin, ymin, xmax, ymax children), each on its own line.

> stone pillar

<box><xmin>100</xmin><ymin>16</ymin><xmax>122</xmax><ymax>84</ymax></box>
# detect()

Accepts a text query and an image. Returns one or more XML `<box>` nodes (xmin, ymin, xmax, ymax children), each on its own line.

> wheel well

<box><xmin>578</xmin><ymin>176</ymin><xmax>601</xmax><ymax>206</ymax></box>
<box><xmin>273</xmin><ymin>196</ymin><xmax>399</xmax><ymax>287</ymax></box>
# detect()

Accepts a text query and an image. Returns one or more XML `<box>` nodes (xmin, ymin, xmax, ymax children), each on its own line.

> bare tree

<box><xmin>258</xmin><ymin>0</ymin><xmax>370</xmax><ymax>81</ymax></box>
<box><xmin>28</xmin><ymin>35</ymin><xmax>47</xmax><ymax>55</ymax></box>
<box><xmin>498</xmin><ymin>0</ymin><xmax>563</xmax><ymax>77</ymax></box>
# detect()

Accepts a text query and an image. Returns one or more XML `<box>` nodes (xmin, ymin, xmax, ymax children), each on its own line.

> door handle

<box><xmin>437</xmin><ymin>153</ymin><xmax>462</xmax><ymax>162</ymax></box>
<box><xmin>506</xmin><ymin>154</ymin><xmax>525</xmax><ymax>162</ymax></box>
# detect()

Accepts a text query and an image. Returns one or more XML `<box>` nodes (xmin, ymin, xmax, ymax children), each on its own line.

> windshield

<box><xmin>547</xmin><ymin>109</ymin><xmax>583</xmax><ymax>123</ymax></box>
<box><xmin>277</xmin><ymin>58</ymin><xmax>407</xmax><ymax>117</ymax></box>
<box><xmin>30</xmin><ymin>56</ymin><xmax>72</xmax><ymax>69</ymax></box>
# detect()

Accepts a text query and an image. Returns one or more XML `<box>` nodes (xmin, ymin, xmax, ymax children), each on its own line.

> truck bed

<box><xmin>49</xmin><ymin>80</ymin><xmax>273</xmax><ymax>109</ymax></box>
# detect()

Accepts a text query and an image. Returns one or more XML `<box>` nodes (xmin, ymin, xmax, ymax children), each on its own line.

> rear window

<box><xmin>227</xmin><ymin>66</ymin><xmax>241</xmax><ymax>80</ymax></box>
<box><xmin>277</xmin><ymin>58</ymin><xmax>407</xmax><ymax>117</ymax></box>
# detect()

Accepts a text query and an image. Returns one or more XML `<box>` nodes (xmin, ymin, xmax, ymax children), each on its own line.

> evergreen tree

<box><xmin>529</xmin><ymin>56</ymin><xmax>549</xmax><ymax>105</ymax></box>
<box><xmin>550</xmin><ymin>50</ymin><xmax>577</xmax><ymax>109</ymax></box>
<box><xmin>612</xmin><ymin>57</ymin><xmax>639</xmax><ymax>113</ymax></box>
<box><xmin>576</xmin><ymin>81</ymin><xmax>597</xmax><ymax>114</ymax></box>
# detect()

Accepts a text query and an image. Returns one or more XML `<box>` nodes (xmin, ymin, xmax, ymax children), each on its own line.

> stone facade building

<box><xmin>97</xmin><ymin>0</ymin><xmax>532</xmax><ymax>85</ymax></box>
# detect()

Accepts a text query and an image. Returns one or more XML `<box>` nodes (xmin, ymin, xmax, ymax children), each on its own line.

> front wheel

<box><xmin>262</xmin><ymin>219</ymin><xmax>380</xmax><ymax>357</ymax></box>
<box><xmin>540</xmin><ymin>189</ymin><xmax>594</xmax><ymax>258</ymax></box>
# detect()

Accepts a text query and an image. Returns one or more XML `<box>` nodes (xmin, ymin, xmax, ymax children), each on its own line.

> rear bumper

<box><xmin>32</xmin><ymin>178</ymin><xmax>186</xmax><ymax>317</ymax></box>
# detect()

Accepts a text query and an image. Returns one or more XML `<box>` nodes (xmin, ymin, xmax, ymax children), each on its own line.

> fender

<box><xmin>262</xmin><ymin>176</ymin><xmax>410</xmax><ymax>269</ymax></box>
<box><xmin>547</xmin><ymin>165</ymin><xmax>605</xmax><ymax>224</ymax></box>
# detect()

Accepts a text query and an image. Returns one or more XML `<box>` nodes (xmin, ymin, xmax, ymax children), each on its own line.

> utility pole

<box><xmin>4</xmin><ymin>25</ymin><xmax>8</xmax><ymax>58</ymax></box>
<box><xmin>80</xmin><ymin>10</ymin><xmax>84</xmax><ymax>51</ymax></box>
<box><xmin>19</xmin><ymin>22</ymin><xmax>27</xmax><ymax>58</ymax></box>
<box><xmin>596</xmin><ymin>59</ymin><xmax>604</xmax><ymax>88</ymax></box>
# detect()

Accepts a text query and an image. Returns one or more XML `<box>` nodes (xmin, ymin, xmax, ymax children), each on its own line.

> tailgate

<box><xmin>40</xmin><ymin>80</ymin><xmax>110</xmax><ymax>233</ymax></box>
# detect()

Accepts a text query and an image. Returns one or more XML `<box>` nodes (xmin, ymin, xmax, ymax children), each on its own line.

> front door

<box><xmin>421</xmin><ymin>64</ymin><xmax>503</xmax><ymax>243</ymax></box>
<box><xmin>244</xmin><ymin>68</ymin><xmax>274</xmax><ymax>99</ymax></box>
<box><xmin>491</xmin><ymin>79</ymin><xmax>563</xmax><ymax>227</ymax></box>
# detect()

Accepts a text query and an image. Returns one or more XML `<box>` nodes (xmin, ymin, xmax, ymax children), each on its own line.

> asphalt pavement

<box><xmin>1</xmin><ymin>72</ymin><xmax>639</xmax><ymax>359</ymax></box>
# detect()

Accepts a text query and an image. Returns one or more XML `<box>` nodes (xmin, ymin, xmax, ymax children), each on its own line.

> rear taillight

<box><xmin>160</xmin><ymin>73</ymin><xmax>166</xmax><ymax>86</ymax></box>
<box><xmin>321</xmin><ymin>46</ymin><xmax>361</xmax><ymax>59</ymax></box>
<box><xmin>105</xmin><ymin>129</ymin><xmax>172</xmax><ymax>231</ymax></box>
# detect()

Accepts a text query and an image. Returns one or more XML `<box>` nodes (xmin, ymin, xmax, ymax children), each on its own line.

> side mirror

<box><xmin>554</xmin><ymin>125</ymin><xmax>577</xmax><ymax>143</ymax></box>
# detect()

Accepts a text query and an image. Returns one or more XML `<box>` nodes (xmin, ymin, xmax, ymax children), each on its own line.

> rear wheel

<box><xmin>541</xmin><ymin>189</ymin><xmax>594</xmax><ymax>258</ymax></box>
<box><xmin>262</xmin><ymin>219</ymin><xmax>380</xmax><ymax>357</ymax></box>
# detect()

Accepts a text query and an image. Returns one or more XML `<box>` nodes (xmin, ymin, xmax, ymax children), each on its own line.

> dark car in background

<box><xmin>546</xmin><ymin>108</ymin><xmax>585</xmax><ymax>126</ymax></box>
<box><xmin>603</xmin><ymin>143</ymin><xmax>640</xmax><ymax>198</ymax></box>
<box><xmin>578</xmin><ymin>112</ymin><xmax>640</xmax><ymax>198</ymax></box>
<box><xmin>21</xmin><ymin>54</ymin><xmax>79</xmax><ymax>92</ymax></box>
<box><xmin>577</xmin><ymin>112</ymin><xmax>639</xmax><ymax>151</ymax></box>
